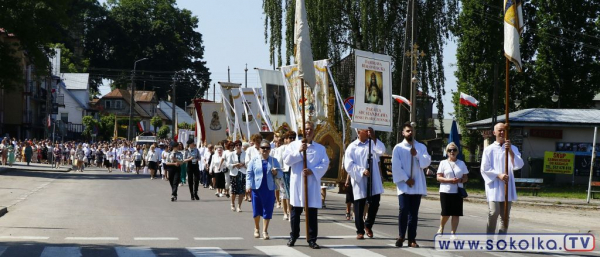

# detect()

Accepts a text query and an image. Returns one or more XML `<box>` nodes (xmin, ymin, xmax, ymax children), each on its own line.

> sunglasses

<box><xmin>447</xmin><ymin>149</ymin><xmax>458</xmax><ymax>153</ymax></box>
<box><xmin>261</xmin><ymin>147</ymin><xmax>271</xmax><ymax>150</ymax></box>
<box><xmin>288</xmin><ymin>136</ymin><xmax>295</xmax><ymax>139</ymax></box>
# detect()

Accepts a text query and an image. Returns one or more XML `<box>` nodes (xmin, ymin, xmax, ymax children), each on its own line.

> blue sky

<box><xmin>98</xmin><ymin>0</ymin><xmax>458</xmax><ymax>118</ymax></box>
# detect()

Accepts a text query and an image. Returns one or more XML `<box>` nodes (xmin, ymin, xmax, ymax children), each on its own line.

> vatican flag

<box><xmin>294</xmin><ymin>0</ymin><xmax>316</xmax><ymax>88</ymax></box>
<box><xmin>504</xmin><ymin>0</ymin><xmax>524</xmax><ymax>72</ymax></box>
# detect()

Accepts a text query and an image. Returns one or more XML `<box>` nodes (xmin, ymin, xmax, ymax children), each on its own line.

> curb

<box><xmin>0</xmin><ymin>206</ymin><xmax>7</xmax><ymax>218</ymax></box>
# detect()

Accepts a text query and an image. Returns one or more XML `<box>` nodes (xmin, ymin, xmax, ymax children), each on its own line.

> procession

<box><xmin>1</xmin><ymin>0</ymin><xmax>599</xmax><ymax>256</ymax></box>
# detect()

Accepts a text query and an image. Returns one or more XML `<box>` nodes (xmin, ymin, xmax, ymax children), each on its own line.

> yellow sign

<box><xmin>543</xmin><ymin>151</ymin><xmax>574</xmax><ymax>174</ymax></box>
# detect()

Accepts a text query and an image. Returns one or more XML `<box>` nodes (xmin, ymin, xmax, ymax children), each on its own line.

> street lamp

<box><xmin>551</xmin><ymin>92</ymin><xmax>559</xmax><ymax>103</ymax></box>
<box><xmin>128</xmin><ymin>57</ymin><xmax>149</xmax><ymax>141</ymax></box>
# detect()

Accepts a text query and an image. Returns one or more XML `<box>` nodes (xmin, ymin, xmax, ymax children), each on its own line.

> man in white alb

<box><xmin>481</xmin><ymin>123</ymin><xmax>524</xmax><ymax>234</ymax></box>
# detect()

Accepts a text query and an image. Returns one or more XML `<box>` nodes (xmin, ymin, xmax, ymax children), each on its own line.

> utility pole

<box><xmin>128</xmin><ymin>58</ymin><xmax>148</xmax><ymax>141</ymax></box>
<box><xmin>213</xmin><ymin>83</ymin><xmax>216</xmax><ymax>102</ymax></box>
<box><xmin>245</xmin><ymin>64</ymin><xmax>248</xmax><ymax>88</ymax></box>
<box><xmin>171</xmin><ymin>73</ymin><xmax>177</xmax><ymax>140</ymax></box>
<box><xmin>227</xmin><ymin>66</ymin><xmax>231</xmax><ymax>82</ymax></box>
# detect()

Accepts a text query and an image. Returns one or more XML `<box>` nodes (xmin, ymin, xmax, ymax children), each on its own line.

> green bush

<box><xmin>158</xmin><ymin>125</ymin><xmax>171</xmax><ymax>139</ymax></box>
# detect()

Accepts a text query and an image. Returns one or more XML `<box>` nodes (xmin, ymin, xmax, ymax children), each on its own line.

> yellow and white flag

<box><xmin>294</xmin><ymin>0</ymin><xmax>316</xmax><ymax>88</ymax></box>
<box><xmin>504</xmin><ymin>0</ymin><xmax>524</xmax><ymax>72</ymax></box>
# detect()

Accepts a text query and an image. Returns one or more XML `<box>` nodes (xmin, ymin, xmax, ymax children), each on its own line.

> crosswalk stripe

<box><xmin>0</xmin><ymin>236</ymin><xmax>49</xmax><ymax>240</ymax></box>
<box><xmin>115</xmin><ymin>247</ymin><xmax>156</xmax><ymax>257</ymax></box>
<box><xmin>186</xmin><ymin>247</ymin><xmax>232</xmax><ymax>257</ymax></box>
<box><xmin>133</xmin><ymin>237</ymin><xmax>178</xmax><ymax>241</ymax></box>
<box><xmin>40</xmin><ymin>247</ymin><xmax>81</xmax><ymax>257</ymax></box>
<box><xmin>0</xmin><ymin>246</ymin><xmax>7</xmax><ymax>256</ymax></box>
<box><xmin>401</xmin><ymin>247</ymin><xmax>462</xmax><ymax>257</ymax></box>
<box><xmin>324</xmin><ymin>245</ymin><xmax>386</xmax><ymax>257</ymax></box>
<box><xmin>255</xmin><ymin>246</ymin><xmax>310</xmax><ymax>257</ymax></box>
<box><xmin>193</xmin><ymin>237</ymin><xmax>243</xmax><ymax>240</ymax></box>
<box><xmin>65</xmin><ymin>237</ymin><xmax>119</xmax><ymax>241</ymax></box>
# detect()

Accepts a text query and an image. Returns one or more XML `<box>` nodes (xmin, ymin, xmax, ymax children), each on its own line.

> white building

<box><xmin>56</xmin><ymin>73</ymin><xmax>90</xmax><ymax>124</ymax></box>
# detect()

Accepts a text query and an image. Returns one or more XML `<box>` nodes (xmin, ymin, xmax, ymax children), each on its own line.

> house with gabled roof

<box><xmin>96</xmin><ymin>89</ymin><xmax>155</xmax><ymax>132</ymax></box>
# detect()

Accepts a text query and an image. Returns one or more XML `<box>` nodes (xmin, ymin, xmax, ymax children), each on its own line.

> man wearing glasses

<box><xmin>284</xmin><ymin>121</ymin><xmax>330</xmax><ymax>249</ymax></box>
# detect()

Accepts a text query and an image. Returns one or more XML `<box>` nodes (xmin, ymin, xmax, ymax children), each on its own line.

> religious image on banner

<box><xmin>364</xmin><ymin>70</ymin><xmax>383</xmax><ymax>105</ymax></box>
<box><xmin>218</xmin><ymin>82</ymin><xmax>241</xmax><ymax>138</ymax></box>
<box><xmin>352</xmin><ymin>50</ymin><xmax>393</xmax><ymax>132</ymax></box>
<box><xmin>196</xmin><ymin>102</ymin><xmax>227</xmax><ymax>145</ymax></box>
<box><xmin>267</xmin><ymin>83</ymin><xmax>286</xmax><ymax>115</ymax></box>
<box><xmin>232</xmin><ymin>88</ymin><xmax>262</xmax><ymax>140</ymax></box>
<box><xmin>280</xmin><ymin>60</ymin><xmax>329</xmax><ymax>130</ymax></box>
<box><xmin>209</xmin><ymin>111</ymin><xmax>222</xmax><ymax>130</ymax></box>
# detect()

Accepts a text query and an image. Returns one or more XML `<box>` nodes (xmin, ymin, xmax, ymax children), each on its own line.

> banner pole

<box><xmin>301</xmin><ymin>78</ymin><xmax>309</xmax><ymax>243</ymax></box>
<box><xmin>587</xmin><ymin>127</ymin><xmax>597</xmax><ymax>203</ymax></box>
<box><xmin>504</xmin><ymin>58</ymin><xmax>510</xmax><ymax>223</ymax></box>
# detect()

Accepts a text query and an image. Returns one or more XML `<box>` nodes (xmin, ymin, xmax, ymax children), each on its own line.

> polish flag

<box><xmin>460</xmin><ymin>92</ymin><xmax>479</xmax><ymax>107</ymax></box>
<box><xmin>392</xmin><ymin>95</ymin><xmax>411</xmax><ymax>106</ymax></box>
<box><xmin>137</xmin><ymin>121</ymin><xmax>144</xmax><ymax>132</ymax></box>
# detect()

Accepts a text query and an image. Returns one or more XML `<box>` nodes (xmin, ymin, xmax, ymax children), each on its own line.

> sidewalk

<box><xmin>0</xmin><ymin>162</ymin><xmax>71</xmax><ymax>173</ymax></box>
<box><xmin>380</xmin><ymin>188</ymin><xmax>600</xmax><ymax>210</ymax></box>
<box><xmin>0</xmin><ymin>162</ymin><xmax>71</xmax><ymax>217</ymax></box>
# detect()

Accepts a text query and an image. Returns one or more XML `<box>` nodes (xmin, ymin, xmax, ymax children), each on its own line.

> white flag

<box><xmin>504</xmin><ymin>0</ymin><xmax>524</xmax><ymax>72</ymax></box>
<box><xmin>294</xmin><ymin>0</ymin><xmax>316</xmax><ymax>88</ymax></box>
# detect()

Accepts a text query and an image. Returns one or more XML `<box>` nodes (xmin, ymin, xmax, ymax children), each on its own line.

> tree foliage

<box><xmin>82</xmin><ymin>115</ymin><xmax>98</xmax><ymax>139</ymax></box>
<box><xmin>0</xmin><ymin>0</ymin><xmax>72</xmax><ymax>89</ymax></box>
<box><xmin>157</xmin><ymin>125</ymin><xmax>171</xmax><ymax>139</ymax></box>
<box><xmin>151</xmin><ymin>115</ymin><xmax>162</xmax><ymax>133</ymax></box>
<box><xmin>453</xmin><ymin>0</ymin><xmax>600</xmax><ymax>155</ymax></box>
<box><xmin>84</xmin><ymin>0</ymin><xmax>211</xmax><ymax>108</ymax></box>
<box><xmin>262</xmin><ymin>0</ymin><xmax>459</xmax><ymax>145</ymax></box>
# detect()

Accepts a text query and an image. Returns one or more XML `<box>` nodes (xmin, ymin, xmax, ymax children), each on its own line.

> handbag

<box><xmin>449</xmin><ymin>162</ymin><xmax>468</xmax><ymax>198</ymax></box>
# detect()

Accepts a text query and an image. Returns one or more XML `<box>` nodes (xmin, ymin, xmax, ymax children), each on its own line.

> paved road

<box><xmin>0</xmin><ymin>167</ymin><xmax>599</xmax><ymax>257</ymax></box>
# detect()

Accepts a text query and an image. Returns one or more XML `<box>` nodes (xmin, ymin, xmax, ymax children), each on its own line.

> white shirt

<box><xmin>228</xmin><ymin>150</ymin><xmax>247</xmax><ymax>176</ymax></box>
<box><xmin>284</xmin><ymin>140</ymin><xmax>330</xmax><ymax>208</ymax></box>
<box><xmin>391</xmin><ymin>139</ymin><xmax>432</xmax><ymax>196</ymax></box>
<box><xmin>146</xmin><ymin>150</ymin><xmax>158</xmax><ymax>162</ymax></box>
<box><xmin>481</xmin><ymin>141</ymin><xmax>524</xmax><ymax>202</ymax></box>
<box><xmin>437</xmin><ymin>159</ymin><xmax>469</xmax><ymax>193</ymax></box>
<box><xmin>245</xmin><ymin>146</ymin><xmax>260</xmax><ymax>167</ymax></box>
<box><xmin>210</xmin><ymin>153</ymin><xmax>227</xmax><ymax>173</ymax></box>
<box><xmin>344</xmin><ymin>138</ymin><xmax>386</xmax><ymax>200</ymax></box>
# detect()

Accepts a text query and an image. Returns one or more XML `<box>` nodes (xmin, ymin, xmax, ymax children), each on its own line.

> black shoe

<box><xmin>194</xmin><ymin>194</ymin><xmax>200</xmax><ymax>200</ymax></box>
<box><xmin>171</xmin><ymin>196</ymin><xmax>176</xmax><ymax>202</ymax></box>
<box><xmin>287</xmin><ymin>238</ymin><xmax>296</xmax><ymax>247</ymax></box>
<box><xmin>191</xmin><ymin>195</ymin><xmax>196</xmax><ymax>201</ymax></box>
<box><xmin>226</xmin><ymin>194</ymin><xmax>230</xmax><ymax>198</ymax></box>
<box><xmin>395</xmin><ymin>237</ymin><xmax>405</xmax><ymax>248</ymax></box>
<box><xmin>308</xmin><ymin>241</ymin><xmax>320</xmax><ymax>249</ymax></box>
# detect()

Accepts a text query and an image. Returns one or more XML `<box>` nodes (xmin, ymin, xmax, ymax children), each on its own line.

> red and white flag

<box><xmin>47</xmin><ymin>115</ymin><xmax>51</xmax><ymax>128</ymax></box>
<box><xmin>459</xmin><ymin>92</ymin><xmax>479</xmax><ymax>107</ymax></box>
<box><xmin>392</xmin><ymin>94</ymin><xmax>412</xmax><ymax>106</ymax></box>
<box><xmin>137</xmin><ymin>121</ymin><xmax>145</xmax><ymax>132</ymax></box>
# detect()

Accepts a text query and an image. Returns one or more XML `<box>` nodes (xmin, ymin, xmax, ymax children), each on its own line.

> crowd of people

<box><xmin>0</xmin><ymin>121</ymin><xmax>523</xmax><ymax>250</ymax></box>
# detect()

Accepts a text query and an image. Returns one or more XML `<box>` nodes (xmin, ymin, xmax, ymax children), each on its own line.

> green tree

<box><xmin>0</xmin><ymin>0</ymin><xmax>72</xmax><ymax>90</ymax></box>
<box><xmin>151</xmin><ymin>115</ymin><xmax>162</xmax><ymax>134</ymax></box>
<box><xmin>157</xmin><ymin>125</ymin><xmax>171</xmax><ymax>139</ymax></box>
<box><xmin>263</xmin><ymin>0</ymin><xmax>459</xmax><ymax>145</ymax></box>
<box><xmin>99</xmin><ymin>114</ymin><xmax>116</xmax><ymax>140</ymax></box>
<box><xmin>84</xmin><ymin>0</ymin><xmax>211</xmax><ymax>108</ymax></box>
<box><xmin>82</xmin><ymin>116</ymin><xmax>98</xmax><ymax>139</ymax></box>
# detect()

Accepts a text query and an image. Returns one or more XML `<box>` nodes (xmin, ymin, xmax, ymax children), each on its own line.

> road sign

<box><xmin>344</xmin><ymin>96</ymin><xmax>354</xmax><ymax>117</ymax></box>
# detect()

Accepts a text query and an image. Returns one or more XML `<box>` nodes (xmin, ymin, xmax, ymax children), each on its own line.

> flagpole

<box><xmin>504</xmin><ymin>58</ymin><xmax>510</xmax><ymax>222</ymax></box>
<box><xmin>301</xmin><ymin>78</ymin><xmax>310</xmax><ymax>243</ymax></box>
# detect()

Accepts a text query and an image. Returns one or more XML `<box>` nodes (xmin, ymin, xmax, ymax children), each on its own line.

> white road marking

<box><xmin>133</xmin><ymin>237</ymin><xmax>178</xmax><ymax>241</ymax></box>
<box><xmin>0</xmin><ymin>236</ymin><xmax>49</xmax><ymax>240</ymax></box>
<box><xmin>255</xmin><ymin>246</ymin><xmax>310</xmax><ymax>257</ymax></box>
<box><xmin>270</xmin><ymin>235</ymin><xmax>356</xmax><ymax>239</ymax></box>
<box><xmin>324</xmin><ymin>245</ymin><xmax>386</xmax><ymax>257</ymax></box>
<box><xmin>402</xmin><ymin>247</ymin><xmax>462</xmax><ymax>257</ymax></box>
<box><xmin>40</xmin><ymin>247</ymin><xmax>81</xmax><ymax>257</ymax></box>
<box><xmin>115</xmin><ymin>247</ymin><xmax>156</xmax><ymax>257</ymax></box>
<box><xmin>65</xmin><ymin>237</ymin><xmax>119</xmax><ymax>241</ymax></box>
<box><xmin>187</xmin><ymin>247</ymin><xmax>232</xmax><ymax>257</ymax></box>
<box><xmin>542</xmin><ymin>229</ymin><xmax>558</xmax><ymax>232</ymax></box>
<box><xmin>0</xmin><ymin>246</ymin><xmax>7</xmax><ymax>256</ymax></box>
<box><xmin>486</xmin><ymin>251</ymin><xmax>530</xmax><ymax>257</ymax></box>
<box><xmin>193</xmin><ymin>237</ymin><xmax>244</xmax><ymax>240</ymax></box>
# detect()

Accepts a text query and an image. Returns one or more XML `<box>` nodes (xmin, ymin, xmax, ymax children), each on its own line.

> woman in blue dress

<box><xmin>246</xmin><ymin>140</ymin><xmax>282</xmax><ymax>240</ymax></box>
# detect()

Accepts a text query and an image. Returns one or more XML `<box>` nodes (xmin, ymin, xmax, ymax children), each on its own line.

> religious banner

<box><xmin>195</xmin><ymin>101</ymin><xmax>227</xmax><ymax>145</ymax></box>
<box><xmin>280</xmin><ymin>59</ymin><xmax>329</xmax><ymax>132</ymax></box>
<box><xmin>351</xmin><ymin>50</ymin><xmax>393</xmax><ymax>132</ymax></box>
<box><xmin>258</xmin><ymin>68</ymin><xmax>290</xmax><ymax>130</ymax></box>
<box><xmin>232</xmin><ymin>88</ymin><xmax>263</xmax><ymax>140</ymax></box>
<box><xmin>543</xmin><ymin>151</ymin><xmax>575</xmax><ymax>174</ymax></box>
<box><xmin>218</xmin><ymin>82</ymin><xmax>241</xmax><ymax>139</ymax></box>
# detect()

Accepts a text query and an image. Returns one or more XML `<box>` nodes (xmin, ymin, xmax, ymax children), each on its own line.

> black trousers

<box><xmin>187</xmin><ymin>163</ymin><xmax>200</xmax><ymax>195</ymax></box>
<box><xmin>167</xmin><ymin>166</ymin><xmax>181</xmax><ymax>197</ymax></box>
<box><xmin>290</xmin><ymin>206</ymin><xmax>318</xmax><ymax>243</ymax></box>
<box><xmin>354</xmin><ymin>194</ymin><xmax>381</xmax><ymax>235</ymax></box>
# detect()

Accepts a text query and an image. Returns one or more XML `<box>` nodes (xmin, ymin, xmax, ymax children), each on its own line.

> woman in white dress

<box><xmin>436</xmin><ymin>142</ymin><xmax>469</xmax><ymax>237</ymax></box>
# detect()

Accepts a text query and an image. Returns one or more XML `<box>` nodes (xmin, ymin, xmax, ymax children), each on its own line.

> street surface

<box><xmin>0</xmin><ymin>166</ymin><xmax>599</xmax><ymax>257</ymax></box>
